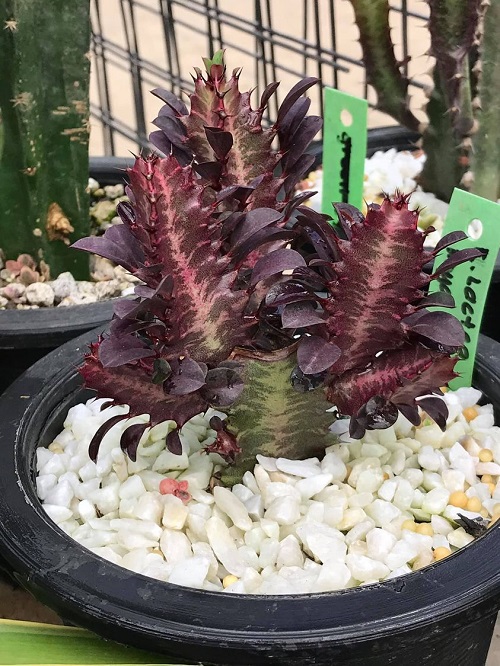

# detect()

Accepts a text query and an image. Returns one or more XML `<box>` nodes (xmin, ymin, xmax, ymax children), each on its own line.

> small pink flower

<box><xmin>159</xmin><ymin>478</ymin><xmax>191</xmax><ymax>504</ymax></box>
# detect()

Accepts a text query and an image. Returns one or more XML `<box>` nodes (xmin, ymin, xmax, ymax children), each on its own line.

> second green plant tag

<box><xmin>430</xmin><ymin>188</ymin><xmax>500</xmax><ymax>389</ymax></box>
<box><xmin>321</xmin><ymin>88</ymin><xmax>367</xmax><ymax>215</ymax></box>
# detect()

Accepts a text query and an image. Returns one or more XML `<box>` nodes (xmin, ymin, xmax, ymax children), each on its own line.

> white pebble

<box><xmin>213</xmin><ymin>486</ymin><xmax>252</xmax><ymax>531</ymax></box>
<box><xmin>265</xmin><ymin>496</ymin><xmax>301</xmax><ymax>525</ymax></box>
<box><xmin>162</xmin><ymin>495</ymin><xmax>189</xmax><ymax>530</ymax></box>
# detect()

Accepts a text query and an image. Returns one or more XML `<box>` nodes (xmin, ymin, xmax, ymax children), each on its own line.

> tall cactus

<box><xmin>349</xmin><ymin>0</ymin><xmax>499</xmax><ymax>203</ymax></box>
<box><xmin>470</xmin><ymin>0</ymin><xmax>500</xmax><ymax>200</ymax></box>
<box><xmin>0</xmin><ymin>0</ymin><xmax>91</xmax><ymax>279</ymax></box>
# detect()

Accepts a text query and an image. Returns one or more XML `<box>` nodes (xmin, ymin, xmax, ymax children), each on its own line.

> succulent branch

<box><xmin>348</xmin><ymin>0</ymin><xmax>420</xmax><ymax>132</ymax></box>
<box><xmin>285</xmin><ymin>195</ymin><xmax>482</xmax><ymax>438</ymax></box>
<box><xmin>470</xmin><ymin>0</ymin><xmax>500</xmax><ymax>200</ymax></box>
<box><xmin>0</xmin><ymin>0</ymin><xmax>91</xmax><ymax>278</ymax></box>
<box><xmin>74</xmin><ymin>53</ymin><xmax>322</xmax><ymax>461</ymax></box>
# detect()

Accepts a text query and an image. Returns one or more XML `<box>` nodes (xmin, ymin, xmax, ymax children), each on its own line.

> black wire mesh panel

<box><xmin>89</xmin><ymin>0</ymin><xmax>429</xmax><ymax>156</ymax></box>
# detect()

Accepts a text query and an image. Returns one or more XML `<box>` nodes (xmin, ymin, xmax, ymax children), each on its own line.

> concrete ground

<box><xmin>2</xmin><ymin>1</ymin><xmax>499</xmax><ymax>663</ymax></box>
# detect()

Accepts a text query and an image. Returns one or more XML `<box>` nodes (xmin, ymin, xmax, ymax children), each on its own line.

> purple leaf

<box><xmin>151</xmin><ymin>87</ymin><xmax>188</xmax><ymax>115</ymax></box>
<box><xmin>149</xmin><ymin>130</ymin><xmax>173</xmax><ymax>156</ymax></box>
<box><xmin>417</xmin><ymin>396</ymin><xmax>448</xmax><ymax>431</ymax></box>
<box><xmin>89</xmin><ymin>414</ymin><xmax>129</xmax><ymax>462</ymax></box>
<box><xmin>251</xmin><ymin>248</ymin><xmax>306</xmax><ymax>285</ymax></box>
<box><xmin>433</xmin><ymin>230</ymin><xmax>468</xmax><ymax>254</ymax></box>
<box><xmin>113</xmin><ymin>298</ymin><xmax>141</xmax><ymax>319</ymax></box>
<box><xmin>333</xmin><ymin>203</ymin><xmax>365</xmax><ymax>240</ymax></box>
<box><xmin>396</xmin><ymin>403</ymin><xmax>421</xmax><ymax>426</ymax></box>
<box><xmin>98</xmin><ymin>336</ymin><xmax>155</xmax><ymax>368</ymax></box>
<box><xmin>117</xmin><ymin>201</ymin><xmax>135</xmax><ymax>226</ymax></box>
<box><xmin>73</xmin><ymin>225</ymin><xmax>144</xmax><ymax>275</ymax></box>
<box><xmin>282</xmin><ymin>116</ymin><xmax>322</xmax><ymax>170</ymax></box>
<box><xmin>166</xmin><ymin>357</ymin><xmax>208</xmax><ymax>395</ymax></box>
<box><xmin>125</xmin><ymin>185</ymin><xmax>135</xmax><ymax>204</ymax></box>
<box><xmin>215</xmin><ymin>185</ymin><xmax>254</xmax><ymax>204</ymax></box>
<box><xmin>204</xmin><ymin>127</ymin><xmax>234</xmax><ymax>159</ymax></box>
<box><xmin>202</xmin><ymin>367</ymin><xmax>244</xmax><ymax>406</ymax></box>
<box><xmin>166</xmin><ymin>429</ymin><xmax>182</xmax><ymax>455</ymax></box>
<box><xmin>432</xmin><ymin>248</ymin><xmax>485</xmax><ymax>277</ymax></box>
<box><xmin>278</xmin><ymin>97</ymin><xmax>311</xmax><ymax>145</ymax></box>
<box><xmin>414</xmin><ymin>292</ymin><xmax>456</xmax><ymax>309</ymax></box>
<box><xmin>283</xmin><ymin>153</ymin><xmax>317</xmax><ymax>197</ymax></box>
<box><xmin>265</xmin><ymin>281</ymin><xmax>316</xmax><ymax>307</ymax></box>
<box><xmin>282</xmin><ymin>301</ymin><xmax>326</xmax><ymax>328</ymax></box>
<box><xmin>194</xmin><ymin>161</ymin><xmax>223</xmax><ymax>181</ymax></box>
<box><xmin>276</xmin><ymin>77</ymin><xmax>318</xmax><ymax>124</ymax></box>
<box><xmin>406</xmin><ymin>310</ymin><xmax>465</xmax><ymax>349</ymax></box>
<box><xmin>283</xmin><ymin>191</ymin><xmax>316</xmax><ymax>218</ymax></box>
<box><xmin>120</xmin><ymin>422</ymin><xmax>150</xmax><ymax>461</ymax></box>
<box><xmin>231</xmin><ymin>208</ymin><xmax>283</xmax><ymax>248</ymax></box>
<box><xmin>230</xmin><ymin>228</ymin><xmax>296</xmax><ymax>267</ymax></box>
<box><xmin>153</xmin><ymin>115</ymin><xmax>187</xmax><ymax>149</ymax></box>
<box><xmin>259</xmin><ymin>81</ymin><xmax>280</xmax><ymax>109</ymax></box>
<box><xmin>297</xmin><ymin>336</ymin><xmax>341</xmax><ymax>374</ymax></box>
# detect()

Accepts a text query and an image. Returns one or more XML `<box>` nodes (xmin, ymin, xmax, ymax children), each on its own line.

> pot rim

<box><xmin>0</xmin><ymin>329</ymin><xmax>500</xmax><ymax>652</ymax></box>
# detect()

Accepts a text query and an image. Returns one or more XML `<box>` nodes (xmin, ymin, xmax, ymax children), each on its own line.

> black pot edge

<box><xmin>0</xmin><ymin>328</ymin><xmax>500</xmax><ymax>663</ymax></box>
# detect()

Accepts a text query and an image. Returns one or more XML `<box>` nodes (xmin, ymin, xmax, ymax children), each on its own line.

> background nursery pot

<box><xmin>0</xmin><ymin>329</ymin><xmax>500</xmax><ymax>665</ymax></box>
<box><xmin>0</xmin><ymin>157</ymin><xmax>132</xmax><ymax>395</ymax></box>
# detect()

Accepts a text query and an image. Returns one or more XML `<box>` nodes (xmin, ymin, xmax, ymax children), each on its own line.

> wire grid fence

<box><xmin>90</xmin><ymin>0</ymin><xmax>429</xmax><ymax>156</ymax></box>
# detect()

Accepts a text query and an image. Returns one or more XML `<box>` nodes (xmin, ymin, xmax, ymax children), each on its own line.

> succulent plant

<box><xmin>349</xmin><ymin>0</ymin><xmax>500</xmax><ymax>203</ymax></box>
<box><xmin>0</xmin><ymin>0</ymin><xmax>90</xmax><ymax>279</ymax></box>
<box><xmin>73</xmin><ymin>53</ymin><xmax>481</xmax><ymax>485</ymax></box>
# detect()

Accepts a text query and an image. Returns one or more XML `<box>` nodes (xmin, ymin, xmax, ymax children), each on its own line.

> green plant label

<box><xmin>430</xmin><ymin>188</ymin><xmax>500</xmax><ymax>389</ymax></box>
<box><xmin>321</xmin><ymin>88</ymin><xmax>368</xmax><ymax>215</ymax></box>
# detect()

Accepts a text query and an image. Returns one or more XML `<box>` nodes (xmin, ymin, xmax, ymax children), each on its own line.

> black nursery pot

<box><xmin>1</xmin><ymin>329</ymin><xmax>500</xmax><ymax>665</ymax></box>
<box><xmin>0</xmin><ymin>157</ymin><xmax>133</xmax><ymax>394</ymax></box>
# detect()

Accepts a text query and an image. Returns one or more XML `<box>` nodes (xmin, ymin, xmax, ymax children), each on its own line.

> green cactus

<box><xmin>0</xmin><ymin>0</ymin><xmax>91</xmax><ymax>279</ymax></box>
<box><xmin>349</xmin><ymin>0</ymin><xmax>420</xmax><ymax>132</ymax></box>
<box><xmin>349</xmin><ymin>0</ymin><xmax>499</xmax><ymax>204</ymax></box>
<box><xmin>470</xmin><ymin>0</ymin><xmax>500</xmax><ymax>201</ymax></box>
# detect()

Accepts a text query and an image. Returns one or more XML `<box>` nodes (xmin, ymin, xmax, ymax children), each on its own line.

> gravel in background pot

<box><xmin>0</xmin><ymin>157</ymin><xmax>133</xmax><ymax>394</ymax></box>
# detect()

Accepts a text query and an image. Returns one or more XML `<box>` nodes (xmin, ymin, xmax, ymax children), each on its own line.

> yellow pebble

<box><xmin>449</xmin><ymin>491</ymin><xmax>468</xmax><ymax>509</ymax></box>
<box><xmin>401</xmin><ymin>519</ymin><xmax>417</xmax><ymax>532</ymax></box>
<box><xmin>433</xmin><ymin>547</ymin><xmax>452</xmax><ymax>561</ymax></box>
<box><xmin>416</xmin><ymin>523</ymin><xmax>434</xmax><ymax>536</ymax></box>
<box><xmin>466</xmin><ymin>496</ymin><xmax>482</xmax><ymax>513</ymax></box>
<box><xmin>481</xmin><ymin>474</ymin><xmax>493</xmax><ymax>484</ymax></box>
<box><xmin>462</xmin><ymin>406</ymin><xmax>478</xmax><ymax>422</ymax></box>
<box><xmin>481</xmin><ymin>508</ymin><xmax>489</xmax><ymax>518</ymax></box>
<box><xmin>488</xmin><ymin>483</ymin><xmax>496</xmax><ymax>495</ymax></box>
<box><xmin>223</xmin><ymin>575</ymin><xmax>239</xmax><ymax>589</ymax></box>
<box><xmin>488</xmin><ymin>514</ymin><xmax>500</xmax><ymax>528</ymax></box>
<box><xmin>440</xmin><ymin>386</ymin><xmax>449</xmax><ymax>393</ymax></box>
<box><xmin>383</xmin><ymin>472</ymin><xmax>390</xmax><ymax>481</ymax></box>
<box><xmin>479</xmin><ymin>449</ymin><xmax>494</xmax><ymax>463</ymax></box>
<box><xmin>493</xmin><ymin>504</ymin><xmax>500</xmax><ymax>514</ymax></box>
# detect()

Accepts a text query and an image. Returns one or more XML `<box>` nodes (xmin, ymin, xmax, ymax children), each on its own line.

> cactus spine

<box><xmin>0</xmin><ymin>0</ymin><xmax>91</xmax><ymax>278</ymax></box>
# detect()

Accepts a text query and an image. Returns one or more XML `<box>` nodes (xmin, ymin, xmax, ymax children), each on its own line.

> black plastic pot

<box><xmin>0</xmin><ymin>329</ymin><xmax>500</xmax><ymax>665</ymax></box>
<box><xmin>0</xmin><ymin>157</ymin><xmax>133</xmax><ymax>394</ymax></box>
